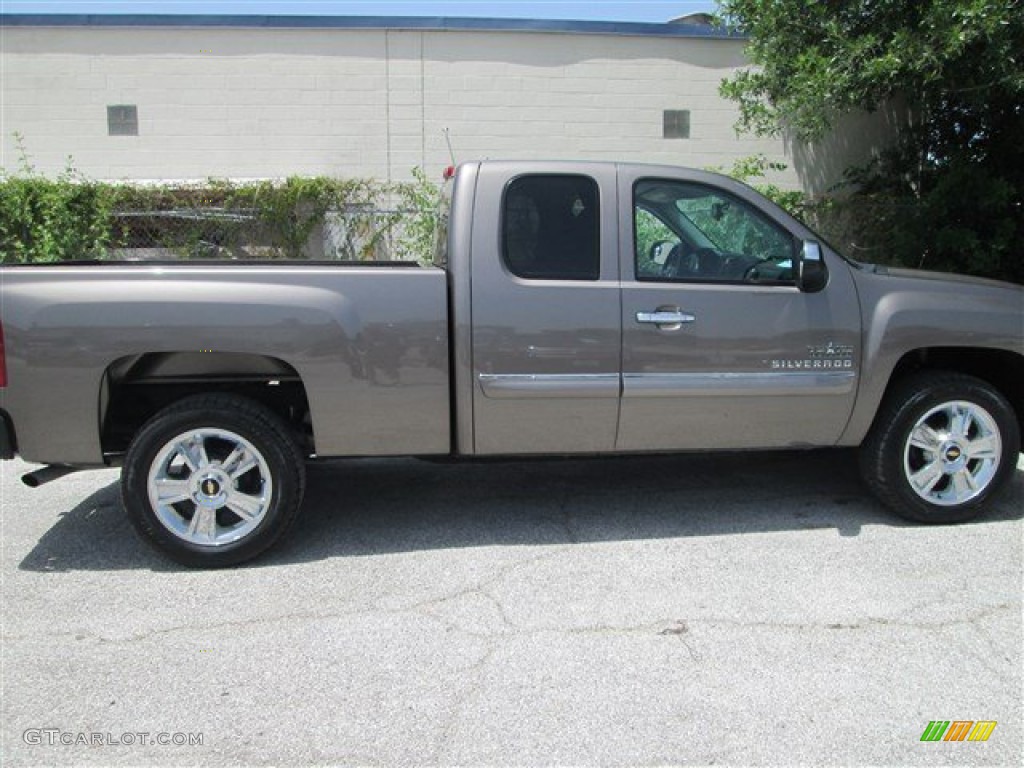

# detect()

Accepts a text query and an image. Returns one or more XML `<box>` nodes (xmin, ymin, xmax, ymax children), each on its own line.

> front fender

<box><xmin>840</xmin><ymin>267</ymin><xmax>1024</xmax><ymax>445</ymax></box>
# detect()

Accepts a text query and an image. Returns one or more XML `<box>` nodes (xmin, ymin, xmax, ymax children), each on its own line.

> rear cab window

<box><xmin>502</xmin><ymin>175</ymin><xmax>600</xmax><ymax>281</ymax></box>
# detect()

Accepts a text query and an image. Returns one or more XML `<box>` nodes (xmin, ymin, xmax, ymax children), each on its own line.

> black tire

<box><xmin>859</xmin><ymin>371</ymin><xmax>1020</xmax><ymax>524</ymax></box>
<box><xmin>122</xmin><ymin>394</ymin><xmax>306</xmax><ymax>567</ymax></box>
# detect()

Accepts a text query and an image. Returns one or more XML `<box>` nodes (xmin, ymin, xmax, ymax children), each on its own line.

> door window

<box><xmin>634</xmin><ymin>179</ymin><xmax>797</xmax><ymax>284</ymax></box>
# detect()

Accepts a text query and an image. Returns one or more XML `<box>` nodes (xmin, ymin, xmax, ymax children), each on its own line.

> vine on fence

<box><xmin>0</xmin><ymin>140</ymin><xmax>442</xmax><ymax>264</ymax></box>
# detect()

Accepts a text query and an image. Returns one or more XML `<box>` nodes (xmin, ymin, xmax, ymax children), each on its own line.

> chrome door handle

<box><xmin>636</xmin><ymin>310</ymin><xmax>696</xmax><ymax>328</ymax></box>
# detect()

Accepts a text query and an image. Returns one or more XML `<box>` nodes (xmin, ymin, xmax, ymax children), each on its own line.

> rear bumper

<box><xmin>0</xmin><ymin>410</ymin><xmax>15</xmax><ymax>459</ymax></box>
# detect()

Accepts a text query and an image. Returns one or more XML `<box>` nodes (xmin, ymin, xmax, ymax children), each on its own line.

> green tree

<box><xmin>718</xmin><ymin>0</ymin><xmax>1024</xmax><ymax>282</ymax></box>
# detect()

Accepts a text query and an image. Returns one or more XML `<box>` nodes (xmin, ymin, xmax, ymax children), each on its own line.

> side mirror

<box><xmin>798</xmin><ymin>240</ymin><xmax>828</xmax><ymax>293</ymax></box>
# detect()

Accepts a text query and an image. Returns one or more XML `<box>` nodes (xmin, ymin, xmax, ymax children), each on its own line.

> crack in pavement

<box><xmin>4</xmin><ymin>599</ymin><xmax>1017</xmax><ymax>647</ymax></box>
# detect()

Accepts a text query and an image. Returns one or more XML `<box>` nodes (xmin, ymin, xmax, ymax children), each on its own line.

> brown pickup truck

<box><xmin>1</xmin><ymin>161</ymin><xmax>1021</xmax><ymax>566</ymax></box>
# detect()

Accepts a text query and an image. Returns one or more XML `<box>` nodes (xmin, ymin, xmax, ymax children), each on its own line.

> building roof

<box><xmin>670</xmin><ymin>13</ymin><xmax>718</xmax><ymax>26</ymax></box>
<box><xmin>0</xmin><ymin>13</ymin><xmax>743</xmax><ymax>39</ymax></box>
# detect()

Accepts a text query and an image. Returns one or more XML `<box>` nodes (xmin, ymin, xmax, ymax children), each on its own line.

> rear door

<box><xmin>616</xmin><ymin>167</ymin><xmax>862</xmax><ymax>451</ymax></box>
<box><xmin>469</xmin><ymin>162</ymin><xmax>621</xmax><ymax>454</ymax></box>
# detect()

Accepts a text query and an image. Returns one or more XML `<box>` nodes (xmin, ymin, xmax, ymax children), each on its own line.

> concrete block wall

<box><xmin>417</xmin><ymin>32</ymin><xmax>783</xmax><ymax>178</ymax></box>
<box><xmin>1</xmin><ymin>21</ymin><xmax>894</xmax><ymax>193</ymax></box>
<box><xmin>2</xmin><ymin>27</ymin><xmax>392</xmax><ymax>180</ymax></box>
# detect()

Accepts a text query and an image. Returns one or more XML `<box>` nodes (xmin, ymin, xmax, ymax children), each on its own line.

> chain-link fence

<box><xmin>1</xmin><ymin>169</ymin><xmax>452</xmax><ymax>264</ymax></box>
<box><xmin>107</xmin><ymin>206</ymin><xmax>434</xmax><ymax>263</ymax></box>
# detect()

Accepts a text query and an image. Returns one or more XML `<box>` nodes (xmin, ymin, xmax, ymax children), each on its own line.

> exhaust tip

<box><xmin>21</xmin><ymin>464</ymin><xmax>79</xmax><ymax>488</ymax></box>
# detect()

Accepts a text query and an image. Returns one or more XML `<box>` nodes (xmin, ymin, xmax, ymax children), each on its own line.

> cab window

<box><xmin>503</xmin><ymin>175</ymin><xmax>600</xmax><ymax>281</ymax></box>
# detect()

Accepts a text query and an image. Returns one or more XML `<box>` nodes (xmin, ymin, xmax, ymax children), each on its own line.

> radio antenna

<box><xmin>443</xmin><ymin>128</ymin><xmax>457</xmax><ymax>166</ymax></box>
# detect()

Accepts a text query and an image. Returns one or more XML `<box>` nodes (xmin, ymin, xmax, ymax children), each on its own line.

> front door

<box><xmin>616</xmin><ymin>168</ymin><xmax>862</xmax><ymax>451</ymax></box>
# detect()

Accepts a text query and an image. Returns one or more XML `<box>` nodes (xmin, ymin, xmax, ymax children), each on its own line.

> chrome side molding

<box><xmin>623</xmin><ymin>371</ymin><xmax>857</xmax><ymax>398</ymax></box>
<box><xmin>478</xmin><ymin>373</ymin><xmax>620</xmax><ymax>400</ymax></box>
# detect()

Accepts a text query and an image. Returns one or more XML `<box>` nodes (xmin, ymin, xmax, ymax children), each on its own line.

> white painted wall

<box><xmin>0</xmin><ymin>23</ymin><xmax>893</xmax><ymax>193</ymax></box>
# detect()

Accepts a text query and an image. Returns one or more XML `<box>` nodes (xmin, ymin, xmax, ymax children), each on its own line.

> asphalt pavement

<box><xmin>1</xmin><ymin>450</ymin><xmax>1021</xmax><ymax>766</ymax></box>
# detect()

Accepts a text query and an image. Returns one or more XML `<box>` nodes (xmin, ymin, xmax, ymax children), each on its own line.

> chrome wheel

<box><xmin>147</xmin><ymin>428</ymin><xmax>274</xmax><ymax>547</ymax></box>
<box><xmin>902</xmin><ymin>400</ymin><xmax>1002</xmax><ymax>507</ymax></box>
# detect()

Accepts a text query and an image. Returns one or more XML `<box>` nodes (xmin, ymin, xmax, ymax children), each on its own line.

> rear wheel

<box><xmin>122</xmin><ymin>394</ymin><xmax>306</xmax><ymax>567</ymax></box>
<box><xmin>859</xmin><ymin>372</ymin><xmax>1019</xmax><ymax>523</ymax></box>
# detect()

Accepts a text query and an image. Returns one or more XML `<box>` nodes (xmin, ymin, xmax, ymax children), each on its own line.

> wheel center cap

<box><xmin>940</xmin><ymin>440</ymin><xmax>968</xmax><ymax>471</ymax></box>
<box><xmin>192</xmin><ymin>470</ymin><xmax>230</xmax><ymax>508</ymax></box>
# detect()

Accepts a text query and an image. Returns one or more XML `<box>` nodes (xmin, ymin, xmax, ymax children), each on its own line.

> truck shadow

<box><xmin>18</xmin><ymin>450</ymin><xmax>1024</xmax><ymax>572</ymax></box>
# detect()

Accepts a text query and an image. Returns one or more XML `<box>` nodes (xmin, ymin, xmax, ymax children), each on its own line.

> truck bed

<box><xmin>0</xmin><ymin>263</ymin><xmax>451</xmax><ymax>464</ymax></box>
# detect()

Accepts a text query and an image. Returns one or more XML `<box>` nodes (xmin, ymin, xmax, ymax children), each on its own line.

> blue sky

<box><xmin>1</xmin><ymin>1</ymin><xmax>720</xmax><ymax>23</ymax></box>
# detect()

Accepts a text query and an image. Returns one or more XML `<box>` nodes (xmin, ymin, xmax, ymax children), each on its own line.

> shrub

<box><xmin>0</xmin><ymin>139</ymin><xmax>115</xmax><ymax>263</ymax></box>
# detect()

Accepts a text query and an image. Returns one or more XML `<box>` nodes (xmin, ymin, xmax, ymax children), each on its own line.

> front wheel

<box><xmin>859</xmin><ymin>372</ymin><xmax>1020</xmax><ymax>524</ymax></box>
<box><xmin>122</xmin><ymin>394</ymin><xmax>306</xmax><ymax>567</ymax></box>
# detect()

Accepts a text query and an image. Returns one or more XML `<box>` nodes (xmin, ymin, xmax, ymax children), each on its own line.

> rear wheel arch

<box><xmin>99</xmin><ymin>351</ymin><xmax>314</xmax><ymax>458</ymax></box>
